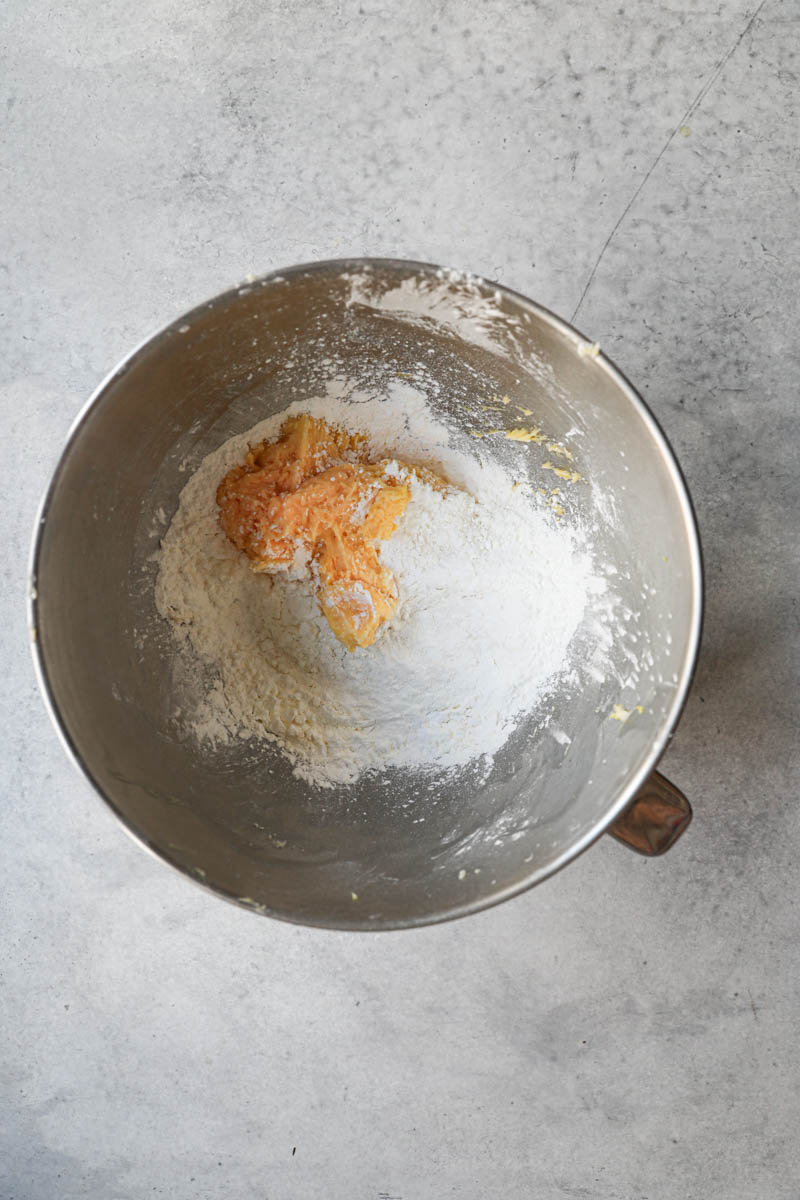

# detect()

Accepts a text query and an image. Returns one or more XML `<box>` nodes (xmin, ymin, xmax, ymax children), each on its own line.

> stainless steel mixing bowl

<box><xmin>29</xmin><ymin>259</ymin><xmax>702</xmax><ymax>929</ymax></box>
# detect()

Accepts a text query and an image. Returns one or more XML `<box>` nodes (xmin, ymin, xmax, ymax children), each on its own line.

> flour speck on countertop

<box><xmin>155</xmin><ymin>381</ymin><xmax>610</xmax><ymax>787</ymax></box>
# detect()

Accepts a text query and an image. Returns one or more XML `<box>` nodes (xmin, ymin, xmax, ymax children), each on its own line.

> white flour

<box><xmin>155</xmin><ymin>381</ymin><xmax>603</xmax><ymax>787</ymax></box>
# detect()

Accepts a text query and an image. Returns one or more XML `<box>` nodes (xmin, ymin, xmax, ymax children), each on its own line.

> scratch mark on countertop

<box><xmin>748</xmin><ymin>988</ymin><xmax>759</xmax><ymax>1022</ymax></box>
<box><xmin>571</xmin><ymin>0</ymin><xmax>769</xmax><ymax>323</ymax></box>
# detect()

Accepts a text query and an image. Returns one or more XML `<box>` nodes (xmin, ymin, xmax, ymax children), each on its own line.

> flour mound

<box><xmin>155</xmin><ymin>383</ymin><xmax>599</xmax><ymax>788</ymax></box>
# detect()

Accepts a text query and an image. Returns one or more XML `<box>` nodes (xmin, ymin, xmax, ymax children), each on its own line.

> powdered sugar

<box><xmin>155</xmin><ymin>381</ymin><xmax>606</xmax><ymax>788</ymax></box>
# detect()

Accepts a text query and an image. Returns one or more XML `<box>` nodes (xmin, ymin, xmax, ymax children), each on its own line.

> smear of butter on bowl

<box><xmin>543</xmin><ymin>461</ymin><xmax>582</xmax><ymax>484</ymax></box>
<box><xmin>610</xmin><ymin>703</ymin><xmax>644</xmax><ymax>723</ymax></box>
<box><xmin>546</xmin><ymin>441</ymin><xmax>575</xmax><ymax>461</ymax></box>
<box><xmin>505</xmin><ymin>427</ymin><xmax>546</xmax><ymax>443</ymax></box>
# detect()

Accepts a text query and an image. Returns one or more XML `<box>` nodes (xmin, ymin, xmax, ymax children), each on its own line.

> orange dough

<box><xmin>216</xmin><ymin>415</ymin><xmax>417</xmax><ymax>650</ymax></box>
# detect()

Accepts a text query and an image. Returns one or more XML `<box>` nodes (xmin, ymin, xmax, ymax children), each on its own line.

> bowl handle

<box><xmin>608</xmin><ymin>770</ymin><xmax>692</xmax><ymax>855</ymax></box>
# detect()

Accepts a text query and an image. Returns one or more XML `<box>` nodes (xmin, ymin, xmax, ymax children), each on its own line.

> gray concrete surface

<box><xmin>2</xmin><ymin>1</ymin><xmax>799</xmax><ymax>1197</ymax></box>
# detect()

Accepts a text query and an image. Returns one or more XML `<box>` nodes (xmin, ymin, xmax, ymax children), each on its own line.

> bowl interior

<box><xmin>32</xmin><ymin>261</ymin><xmax>700</xmax><ymax>927</ymax></box>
